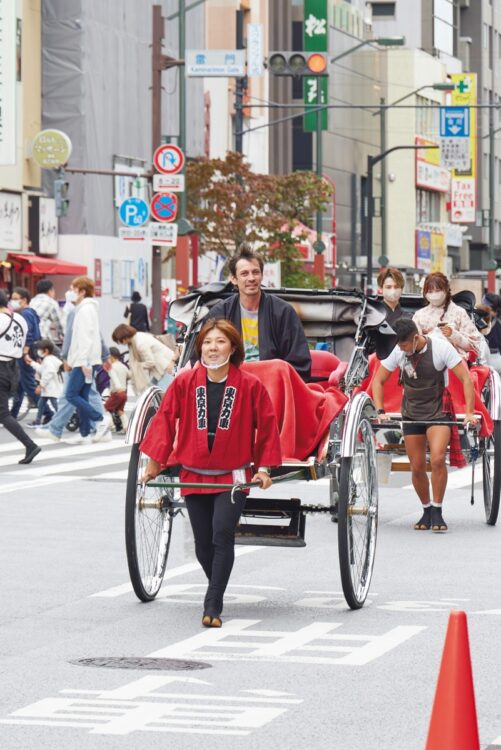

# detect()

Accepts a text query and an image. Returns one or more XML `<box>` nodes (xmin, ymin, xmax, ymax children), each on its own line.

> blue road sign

<box><xmin>119</xmin><ymin>197</ymin><xmax>149</xmax><ymax>227</ymax></box>
<box><xmin>150</xmin><ymin>192</ymin><xmax>178</xmax><ymax>222</ymax></box>
<box><xmin>440</xmin><ymin>106</ymin><xmax>470</xmax><ymax>138</ymax></box>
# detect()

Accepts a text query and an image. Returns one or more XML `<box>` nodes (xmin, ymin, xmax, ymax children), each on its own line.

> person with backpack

<box><xmin>111</xmin><ymin>323</ymin><xmax>175</xmax><ymax>394</ymax></box>
<box><xmin>124</xmin><ymin>291</ymin><xmax>149</xmax><ymax>332</ymax></box>
<box><xmin>0</xmin><ymin>290</ymin><xmax>41</xmax><ymax>463</ymax></box>
<box><xmin>9</xmin><ymin>287</ymin><xmax>51</xmax><ymax>423</ymax></box>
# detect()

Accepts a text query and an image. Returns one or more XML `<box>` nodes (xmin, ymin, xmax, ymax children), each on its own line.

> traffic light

<box><xmin>54</xmin><ymin>177</ymin><xmax>70</xmax><ymax>217</ymax></box>
<box><xmin>267</xmin><ymin>51</ymin><xmax>328</xmax><ymax>77</ymax></box>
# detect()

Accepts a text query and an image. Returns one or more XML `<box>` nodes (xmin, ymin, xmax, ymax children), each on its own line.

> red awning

<box><xmin>7</xmin><ymin>253</ymin><xmax>87</xmax><ymax>276</ymax></box>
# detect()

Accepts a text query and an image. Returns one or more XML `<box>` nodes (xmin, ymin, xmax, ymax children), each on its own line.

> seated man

<box><xmin>372</xmin><ymin>318</ymin><xmax>478</xmax><ymax>533</ymax></box>
<box><xmin>207</xmin><ymin>246</ymin><xmax>311</xmax><ymax>381</ymax></box>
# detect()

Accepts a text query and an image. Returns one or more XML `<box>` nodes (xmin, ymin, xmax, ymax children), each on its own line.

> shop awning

<box><xmin>7</xmin><ymin>253</ymin><xmax>87</xmax><ymax>275</ymax></box>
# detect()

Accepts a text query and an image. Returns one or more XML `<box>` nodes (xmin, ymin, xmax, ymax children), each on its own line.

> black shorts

<box><xmin>402</xmin><ymin>417</ymin><xmax>451</xmax><ymax>436</ymax></box>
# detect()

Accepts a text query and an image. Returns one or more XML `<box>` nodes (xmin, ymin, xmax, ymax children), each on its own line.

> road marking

<box><xmin>0</xmin><ymin>439</ymin><xmax>127</xmax><ymax>469</ymax></box>
<box><xmin>0</xmin><ymin>676</ymin><xmax>301</xmax><ymax>736</ymax></box>
<box><xmin>0</xmin><ymin>475</ymin><xmax>87</xmax><ymax>494</ymax></box>
<box><xmin>2</xmin><ymin>453</ymin><xmax>131</xmax><ymax>479</ymax></box>
<box><xmin>150</xmin><ymin>619</ymin><xmax>426</xmax><ymax>666</ymax></box>
<box><xmin>91</xmin><ymin>546</ymin><xmax>263</xmax><ymax>598</ymax></box>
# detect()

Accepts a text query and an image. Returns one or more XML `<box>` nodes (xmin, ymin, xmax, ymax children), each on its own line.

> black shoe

<box><xmin>431</xmin><ymin>506</ymin><xmax>448</xmax><ymax>533</ymax></box>
<box><xmin>18</xmin><ymin>444</ymin><xmax>42</xmax><ymax>465</ymax></box>
<box><xmin>414</xmin><ymin>506</ymin><xmax>432</xmax><ymax>530</ymax></box>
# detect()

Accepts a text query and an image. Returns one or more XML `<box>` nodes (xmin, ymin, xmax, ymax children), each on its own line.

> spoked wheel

<box><xmin>125</xmin><ymin>444</ymin><xmax>174</xmax><ymax>601</ymax></box>
<box><xmin>338</xmin><ymin>415</ymin><xmax>378</xmax><ymax>609</ymax></box>
<box><xmin>482</xmin><ymin>421</ymin><xmax>501</xmax><ymax>526</ymax></box>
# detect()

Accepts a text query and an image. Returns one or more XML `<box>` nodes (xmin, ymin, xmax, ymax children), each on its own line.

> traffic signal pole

<box><xmin>234</xmin><ymin>10</ymin><xmax>247</xmax><ymax>154</ymax></box>
<box><xmin>313</xmin><ymin>85</ymin><xmax>326</xmax><ymax>284</ymax></box>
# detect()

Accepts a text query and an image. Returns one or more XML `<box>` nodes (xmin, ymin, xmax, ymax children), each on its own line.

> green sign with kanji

<box><xmin>303</xmin><ymin>0</ymin><xmax>328</xmax><ymax>132</ymax></box>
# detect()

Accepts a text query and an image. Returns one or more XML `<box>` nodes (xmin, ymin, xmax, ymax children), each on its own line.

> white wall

<box><xmin>56</xmin><ymin>234</ymin><xmax>153</xmax><ymax>346</ymax></box>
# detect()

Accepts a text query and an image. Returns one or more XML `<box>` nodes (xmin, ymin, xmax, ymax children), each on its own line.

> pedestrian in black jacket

<box><xmin>207</xmin><ymin>246</ymin><xmax>311</xmax><ymax>381</ymax></box>
<box><xmin>124</xmin><ymin>291</ymin><xmax>150</xmax><ymax>332</ymax></box>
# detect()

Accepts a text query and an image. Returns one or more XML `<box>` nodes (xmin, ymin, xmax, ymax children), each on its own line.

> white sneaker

<box><xmin>92</xmin><ymin>424</ymin><xmax>112</xmax><ymax>443</ymax></box>
<box><xmin>65</xmin><ymin>434</ymin><xmax>92</xmax><ymax>445</ymax></box>
<box><xmin>35</xmin><ymin>427</ymin><xmax>60</xmax><ymax>442</ymax></box>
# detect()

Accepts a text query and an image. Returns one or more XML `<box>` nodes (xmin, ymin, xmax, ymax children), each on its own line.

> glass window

<box><xmin>416</xmin><ymin>189</ymin><xmax>441</xmax><ymax>224</ymax></box>
<box><xmin>371</xmin><ymin>3</ymin><xmax>396</xmax><ymax>16</ymax></box>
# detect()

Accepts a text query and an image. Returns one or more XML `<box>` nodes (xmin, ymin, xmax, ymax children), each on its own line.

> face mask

<box><xmin>201</xmin><ymin>354</ymin><xmax>231</xmax><ymax>371</ymax></box>
<box><xmin>66</xmin><ymin>290</ymin><xmax>77</xmax><ymax>303</ymax></box>
<box><xmin>37</xmin><ymin>350</ymin><xmax>45</xmax><ymax>358</ymax></box>
<box><xmin>10</xmin><ymin>300</ymin><xmax>20</xmax><ymax>310</ymax></box>
<box><xmin>383</xmin><ymin>288</ymin><xmax>401</xmax><ymax>303</ymax></box>
<box><xmin>426</xmin><ymin>291</ymin><xmax>446</xmax><ymax>307</ymax></box>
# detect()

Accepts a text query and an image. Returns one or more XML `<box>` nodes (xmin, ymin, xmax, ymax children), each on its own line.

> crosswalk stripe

<box><xmin>0</xmin><ymin>438</ymin><xmax>128</xmax><ymax>468</ymax></box>
<box><xmin>2</xmin><ymin>452</ymin><xmax>131</xmax><ymax>479</ymax></box>
<box><xmin>0</xmin><ymin>475</ymin><xmax>87</xmax><ymax>494</ymax></box>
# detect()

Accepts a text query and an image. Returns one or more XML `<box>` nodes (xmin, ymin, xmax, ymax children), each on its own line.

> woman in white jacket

<box><xmin>66</xmin><ymin>277</ymin><xmax>109</xmax><ymax>441</ymax></box>
<box><xmin>112</xmin><ymin>323</ymin><xmax>175</xmax><ymax>394</ymax></box>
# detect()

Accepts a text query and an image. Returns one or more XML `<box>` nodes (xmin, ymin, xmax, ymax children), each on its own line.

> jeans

<box><xmin>36</xmin><ymin>396</ymin><xmax>58</xmax><ymax>424</ymax></box>
<box><xmin>65</xmin><ymin>367</ymin><xmax>103</xmax><ymax>437</ymax></box>
<box><xmin>49</xmin><ymin>374</ymin><xmax>103</xmax><ymax>438</ymax></box>
<box><xmin>10</xmin><ymin>359</ymin><xmax>51</xmax><ymax>419</ymax></box>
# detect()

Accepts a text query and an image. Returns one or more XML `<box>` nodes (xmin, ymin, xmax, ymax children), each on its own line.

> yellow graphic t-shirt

<box><xmin>240</xmin><ymin>306</ymin><xmax>260</xmax><ymax>361</ymax></box>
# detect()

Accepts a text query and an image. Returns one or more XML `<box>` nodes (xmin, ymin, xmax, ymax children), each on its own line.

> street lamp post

<box><xmin>366</xmin><ymin>144</ymin><xmax>439</xmax><ymax>293</ymax></box>
<box><xmin>375</xmin><ymin>82</ymin><xmax>455</xmax><ymax>265</ymax></box>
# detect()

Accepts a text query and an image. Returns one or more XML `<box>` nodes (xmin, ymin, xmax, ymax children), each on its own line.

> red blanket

<box><xmin>243</xmin><ymin>360</ymin><xmax>348</xmax><ymax>461</ymax></box>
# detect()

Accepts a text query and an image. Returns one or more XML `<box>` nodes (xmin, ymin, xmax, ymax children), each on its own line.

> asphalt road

<box><xmin>1</xmin><ymin>424</ymin><xmax>501</xmax><ymax>749</ymax></box>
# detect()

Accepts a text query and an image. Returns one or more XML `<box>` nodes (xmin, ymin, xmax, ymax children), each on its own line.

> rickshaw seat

<box><xmin>242</xmin><ymin>359</ymin><xmax>348</xmax><ymax>461</ymax></box>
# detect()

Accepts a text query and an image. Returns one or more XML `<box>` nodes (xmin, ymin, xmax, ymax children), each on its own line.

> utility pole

<box><xmin>488</xmin><ymin>0</ymin><xmax>497</xmax><ymax>292</ymax></box>
<box><xmin>380</xmin><ymin>97</ymin><xmax>387</xmax><ymax>264</ymax></box>
<box><xmin>313</xmin><ymin>83</ymin><xmax>326</xmax><ymax>283</ymax></box>
<box><xmin>234</xmin><ymin>9</ymin><xmax>247</xmax><ymax>154</ymax></box>
<box><xmin>366</xmin><ymin>144</ymin><xmax>439</xmax><ymax>293</ymax></box>
<box><xmin>151</xmin><ymin>4</ymin><xmax>184</xmax><ymax>332</ymax></box>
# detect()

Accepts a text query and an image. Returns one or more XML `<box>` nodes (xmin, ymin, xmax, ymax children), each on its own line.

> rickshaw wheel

<box><xmin>125</xmin><ymin>443</ymin><xmax>174</xmax><ymax>601</ymax></box>
<box><xmin>338</xmin><ymin>416</ymin><xmax>378</xmax><ymax>609</ymax></box>
<box><xmin>482</xmin><ymin>420</ymin><xmax>501</xmax><ymax>526</ymax></box>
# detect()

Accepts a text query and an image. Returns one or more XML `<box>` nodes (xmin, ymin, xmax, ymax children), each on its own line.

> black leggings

<box><xmin>185</xmin><ymin>490</ymin><xmax>247</xmax><ymax>617</ymax></box>
<box><xmin>0</xmin><ymin>361</ymin><xmax>34</xmax><ymax>449</ymax></box>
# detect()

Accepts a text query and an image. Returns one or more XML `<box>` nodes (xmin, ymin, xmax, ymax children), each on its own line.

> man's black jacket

<box><xmin>207</xmin><ymin>291</ymin><xmax>311</xmax><ymax>381</ymax></box>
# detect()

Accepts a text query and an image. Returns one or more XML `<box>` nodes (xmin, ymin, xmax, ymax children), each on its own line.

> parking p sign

<box><xmin>119</xmin><ymin>197</ymin><xmax>149</xmax><ymax>227</ymax></box>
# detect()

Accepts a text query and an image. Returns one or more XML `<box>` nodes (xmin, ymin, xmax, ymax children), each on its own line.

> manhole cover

<box><xmin>70</xmin><ymin>657</ymin><xmax>211</xmax><ymax>671</ymax></box>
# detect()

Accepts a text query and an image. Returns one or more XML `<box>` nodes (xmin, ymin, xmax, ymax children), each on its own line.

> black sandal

<box><xmin>414</xmin><ymin>506</ymin><xmax>432</xmax><ymax>530</ymax></box>
<box><xmin>431</xmin><ymin>506</ymin><xmax>448</xmax><ymax>533</ymax></box>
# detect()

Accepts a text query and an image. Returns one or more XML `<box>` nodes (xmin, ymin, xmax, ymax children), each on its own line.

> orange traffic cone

<box><xmin>425</xmin><ymin>610</ymin><xmax>480</xmax><ymax>750</ymax></box>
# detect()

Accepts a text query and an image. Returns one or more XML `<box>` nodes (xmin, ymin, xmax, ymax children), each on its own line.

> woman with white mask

<box><xmin>413</xmin><ymin>272</ymin><xmax>481</xmax><ymax>360</ymax></box>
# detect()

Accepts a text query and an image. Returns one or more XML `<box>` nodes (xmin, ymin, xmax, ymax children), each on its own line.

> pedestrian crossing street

<box><xmin>0</xmin><ymin>432</ymin><xmax>131</xmax><ymax>493</ymax></box>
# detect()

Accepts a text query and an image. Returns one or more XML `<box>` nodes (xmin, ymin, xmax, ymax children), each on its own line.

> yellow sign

<box><xmin>431</xmin><ymin>231</ymin><xmax>446</xmax><ymax>273</ymax></box>
<box><xmin>32</xmin><ymin>129</ymin><xmax>72</xmax><ymax>169</ymax></box>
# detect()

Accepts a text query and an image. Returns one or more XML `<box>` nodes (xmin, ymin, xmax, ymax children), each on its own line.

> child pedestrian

<box><xmin>105</xmin><ymin>346</ymin><xmax>130</xmax><ymax>433</ymax></box>
<box><xmin>27</xmin><ymin>339</ymin><xmax>63</xmax><ymax>425</ymax></box>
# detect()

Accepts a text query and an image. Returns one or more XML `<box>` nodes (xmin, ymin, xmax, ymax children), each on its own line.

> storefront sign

<box><xmin>415</xmin><ymin>137</ymin><xmax>450</xmax><ymax>192</ymax></box>
<box><xmin>431</xmin><ymin>231</ymin><xmax>446</xmax><ymax>273</ymax></box>
<box><xmin>0</xmin><ymin>191</ymin><xmax>21</xmax><ymax>250</ymax></box>
<box><xmin>450</xmin><ymin>177</ymin><xmax>476</xmax><ymax>224</ymax></box>
<box><xmin>416</xmin><ymin>230</ymin><xmax>431</xmax><ymax>274</ymax></box>
<box><xmin>94</xmin><ymin>259</ymin><xmax>102</xmax><ymax>297</ymax></box>
<box><xmin>450</xmin><ymin>73</ymin><xmax>477</xmax><ymax>224</ymax></box>
<box><xmin>0</xmin><ymin>0</ymin><xmax>16</xmax><ymax>165</ymax></box>
<box><xmin>32</xmin><ymin>130</ymin><xmax>72</xmax><ymax>169</ymax></box>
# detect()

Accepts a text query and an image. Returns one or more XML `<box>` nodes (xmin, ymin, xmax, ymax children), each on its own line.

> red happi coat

<box><xmin>140</xmin><ymin>363</ymin><xmax>282</xmax><ymax>495</ymax></box>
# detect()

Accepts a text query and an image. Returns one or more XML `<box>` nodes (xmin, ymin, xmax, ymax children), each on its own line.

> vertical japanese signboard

<box><xmin>450</xmin><ymin>73</ymin><xmax>476</xmax><ymax>223</ymax></box>
<box><xmin>0</xmin><ymin>0</ymin><xmax>16</xmax><ymax>165</ymax></box>
<box><xmin>303</xmin><ymin>0</ymin><xmax>328</xmax><ymax>132</ymax></box>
